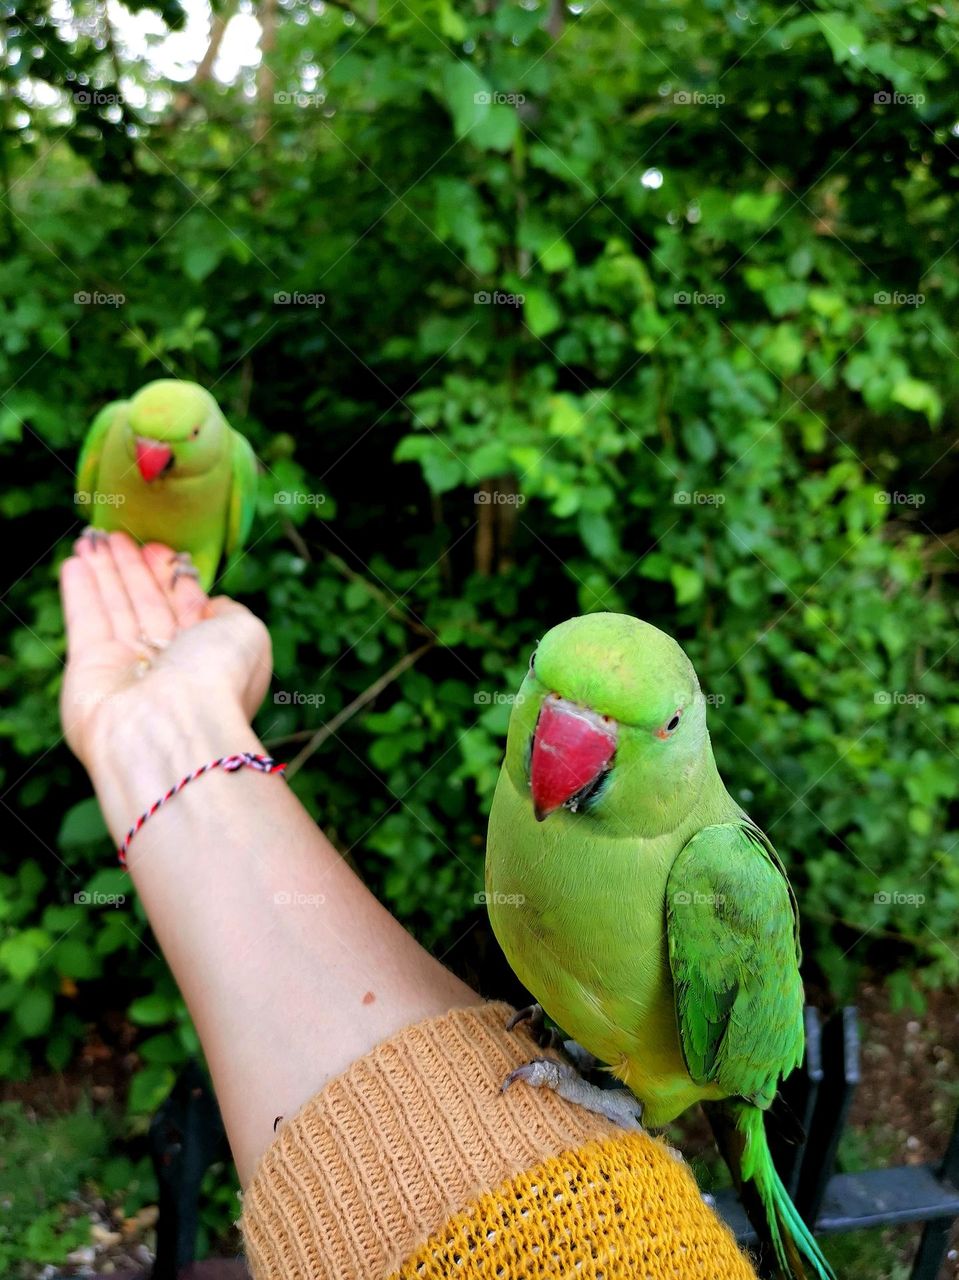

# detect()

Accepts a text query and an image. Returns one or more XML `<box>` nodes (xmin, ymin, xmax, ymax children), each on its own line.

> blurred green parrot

<box><xmin>75</xmin><ymin>379</ymin><xmax>257</xmax><ymax>591</ymax></box>
<box><xmin>486</xmin><ymin>612</ymin><xmax>834</xmax><ymax>1280</ymax></box>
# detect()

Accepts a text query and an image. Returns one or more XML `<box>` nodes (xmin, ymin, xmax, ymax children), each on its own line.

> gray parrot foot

<box><xmin>506</xmin><ymin>1003</ymin><xmax>562</xmax><ymax>1050</ymax></box>
<box><xmin>170</xmin><ymin>551</ymin><xmax>201</xmax><ymax>587</ymax></box>
<box><xmin>501</xmin><ymin>1057</ymin><xmax>645</xmax><ymax>1131</ymax></box>
<box><xmin>79</xmin><ymin>526</ymin><xmax>110</xmax><ymax>549</ymax></box>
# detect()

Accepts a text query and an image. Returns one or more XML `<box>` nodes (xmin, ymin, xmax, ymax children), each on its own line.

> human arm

<box><xmin>60</xmin><ymin>531</ymin><xmax>475</xmax><ymax>1184</ymax></box>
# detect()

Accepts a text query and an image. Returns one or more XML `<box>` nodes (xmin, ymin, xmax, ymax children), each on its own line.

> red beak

<box><xmin>530</xmin><ymin>696</ymin><xmax>617</xmax><ymax>821</ymax></box>
<box><xmin>135</xmin><ymin>437</ymin><xmax>173</xmax><ymax>482</ymax></box>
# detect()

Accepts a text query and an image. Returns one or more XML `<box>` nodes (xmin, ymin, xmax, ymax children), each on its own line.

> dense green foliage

<box><xmin>2</xmin><ymin>0</ymin><xmax>958</xmax><ymax>1116</ymax></box>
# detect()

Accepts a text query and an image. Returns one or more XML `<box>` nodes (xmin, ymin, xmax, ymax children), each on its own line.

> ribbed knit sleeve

<box><xmin>240</xmin><ymin>1000</ymin><xmax>757</xmax><ymax>1280</ymax></box>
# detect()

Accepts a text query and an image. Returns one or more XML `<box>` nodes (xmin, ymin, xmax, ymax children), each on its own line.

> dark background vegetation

<box><xmin>2</xmin><ymin>0</ymin><xmax>959</xmax><ymax>1272</ymax></box>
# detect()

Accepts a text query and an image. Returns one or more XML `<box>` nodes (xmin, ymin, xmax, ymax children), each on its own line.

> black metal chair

<box><xmin>714</xmin><ymin>1007</ymin><xmax>959</xmax><ymax>1279</ymax></box>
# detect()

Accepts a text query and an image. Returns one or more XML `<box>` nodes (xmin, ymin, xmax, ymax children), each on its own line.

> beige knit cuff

<box><xmin>240</xmin><ymin>1000</ymin><xmax>624</xmax><ymax>1279</ymax></box>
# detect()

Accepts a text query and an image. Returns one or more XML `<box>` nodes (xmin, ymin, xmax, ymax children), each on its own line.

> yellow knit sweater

<box><xmin>241</xmin><ymin>1001</ymin><xmax>757</xmax><ymax>1279</ymax></box>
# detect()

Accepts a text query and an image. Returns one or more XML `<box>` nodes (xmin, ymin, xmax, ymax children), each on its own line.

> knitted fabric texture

<box><xmin>241</xmin><ymin>1001</ymin><xmax>757</xmax><ymax>1280</ymax></box>
<box><xmin>392</xmin><ymin>1133</ymin><xmax>757</xmax><ymax>1280</ymax></box>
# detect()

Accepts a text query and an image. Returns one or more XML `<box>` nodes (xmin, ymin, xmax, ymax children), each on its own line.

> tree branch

<box><xmin>281</xmin><ymin>642</ymin><xmax>434</xmax><ymax>776</ymax></box>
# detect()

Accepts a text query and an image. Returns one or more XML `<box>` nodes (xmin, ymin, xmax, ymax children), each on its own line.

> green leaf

<box><xmin>128</xmin><ymin>993</ymin><xmax>176</xmax><ymax>1026</ymax></box>
<box><xmin>128</xmin><ymin>1064</ymin><xmax>176</xmax><ymax>1114</ymax></box>
<box><xmin>440</xmin><ymin>62</ymin><xmax>489</xmax><ymax>139</ymax></box>
<box><xmin>539</xmin><ymin>238</ymin><xmax>574</xmax><ymax>273</ymax></box>
<box><xmin>182</xmin><ymin>241</ymin><xmax>222</xmax><ymax>283</ymax></box>
<box><xmin>423</xmin><ymin>449</ymin><xmax>465</xmax><ymax>493</ymax></box>
<box><xmin>55</xmin><ymin>938</ymin><xmax>101</xmax><ymax>980</ymax></box>
<box><xmin>139</xmin><ymin>1032</ymin><xmax>189</xmax><ymax>1065</ymax></box>
<box><xmin>58</xmin><ymin>798</ymin><xmax>109</xmax><ymax>851</ymax></box>
<box><xmin>0</xmin><ymin>930</ymin><xmax>51</xmax><ymax>981</ymax></box>
<box><xmin>815</xmin><ymin>14</ymin><xmax>867</xmax><ymax>65</ymax></box>
<box><xmin>577</xmin><ymin>510</ymin><xmax>618</xmax><ymax>559</ymax></box>
<box><xmin>731</xmin><ymin>192</ymin><xmax>781</xmax><ymax>225</ymax></box>
<box><xmin>670</xmin><ymin>564</ymin><xmax>704</xmax><ymax>605</ymax></box>
<box><xmin>14</xmin><ymin>986</ymin><xmax>54</xmax><ymax>1037</ymax></box>
<box><xmin>471</xmin><ymin>104</ymin><xmax>519</xmax><ymax>152</ymax></box>
<box><xmin>524</xmin><ymin>288</ymin><xmax>562</xmax><ymax>337</ymax></box>
<box><xmin>891</xmin><ymin>377</ymin><xmax>942</xmax><ymax>425</ymax></box>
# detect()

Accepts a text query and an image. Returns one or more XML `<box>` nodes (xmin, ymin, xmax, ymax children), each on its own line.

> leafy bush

<box><xmin>2</xmin><ymin>0</ymin><xmax>958</xmax><ymax>1109</ymax></box>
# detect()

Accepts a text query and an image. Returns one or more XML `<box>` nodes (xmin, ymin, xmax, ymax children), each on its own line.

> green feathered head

<box><xmin>126</xmin><ymin>380</ymin><xmax>229</xmax><ymax>482</ymax></box>
<box><xmin>503</xmin><ymin>613</ymin><xmax>715</xmax><ymax>837</ymax></box>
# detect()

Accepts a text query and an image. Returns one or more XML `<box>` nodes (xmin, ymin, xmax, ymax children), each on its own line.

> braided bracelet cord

<box><xmin>118</xmin><ymin>752</ymin><xmax>286</xmax><ymax>867</ymax></box>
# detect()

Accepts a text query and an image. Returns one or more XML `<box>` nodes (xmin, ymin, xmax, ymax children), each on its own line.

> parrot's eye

<box><xmin>190</xmin><ymin>426</ymin><xmax>201</xmax><ymax>439</ymax></box>
<box><xmin>528</xmin><ymin>647</ymin><xmax>538</xmax><ymax>675</ymax></box>
<box><xmin>657</xmin><ymin>711</ymin><xmax>682</xmax><ymax>740</ymax></box>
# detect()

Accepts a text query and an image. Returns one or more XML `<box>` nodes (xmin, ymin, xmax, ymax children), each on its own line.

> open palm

<box><xmin>60</xmin><ymin>532</ymin><xmax>272</xmax><ymax>771</ymax></box>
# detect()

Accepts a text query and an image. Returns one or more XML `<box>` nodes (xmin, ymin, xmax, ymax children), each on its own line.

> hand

<box><xmin>60</xmin><ymin>531</ymin><xmax>272</xmax><ymax>772</ymax></box>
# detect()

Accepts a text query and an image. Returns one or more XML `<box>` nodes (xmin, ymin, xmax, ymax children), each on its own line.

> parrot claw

<box><xmin>170</xmin><ymin>552</ymin><xmax>200</xmax><ymax>587</ymax></box>
<box><xmin>137</xmin><ymin>632</ymin><xmax>169</xmax><ymax>652</ymax></box>
<box><xmin>79</xmin><ymin>526</ymin><xmax>110</xmax><ymax>550</ymax></box>
<box><xmin>505</xmin><ymin>1003</ymin><xmax>562</xmax><ymax>1050</ymax></box>
<box><xmin>501</xmin><ymin>1057</ymin><xmax>645</xmax><ymax>1132</ymax></box>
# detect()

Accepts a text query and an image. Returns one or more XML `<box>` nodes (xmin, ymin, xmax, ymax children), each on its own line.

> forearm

<box><xmin>88</xmin><ymin>692</ymin><xmax>475</xmax><ymax>1184</ymax></box>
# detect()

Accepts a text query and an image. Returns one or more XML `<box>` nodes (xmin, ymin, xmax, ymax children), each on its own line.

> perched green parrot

<box><xmin>486</xmin><ymin>612</ymin><xmax>834</xmax><ymax>1280</ymax></box>
<box><xmin>75</xmin><ymin>379</ymin><xmax>257</xmax><ymax>591</ymax></box>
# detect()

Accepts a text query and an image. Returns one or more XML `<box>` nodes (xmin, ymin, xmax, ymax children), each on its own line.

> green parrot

<box><xmin>485</xmin><ymin>612</ymin><xmax>834</xmax><ymax>1280</ymax></box>
<box><xmin>75</xmin><ymin>379</ymin><xmax>258</xmax><ymax>591</ymax></box>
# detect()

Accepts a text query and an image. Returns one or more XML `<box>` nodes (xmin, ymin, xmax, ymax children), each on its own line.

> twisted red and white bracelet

<box><xmin>118</xmin><ymin>752</ymin><xmax>287</xmax><ymax>867</ymax></box>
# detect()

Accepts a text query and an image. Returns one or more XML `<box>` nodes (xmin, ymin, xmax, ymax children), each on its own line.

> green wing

<box><xmin>225</xmin><ymin>429</ymin><xmax>258</xmax><ymax>558</ymax></box>
<box><xmin>666</xmin><ymin>822</ymin><xmax>805</xmax><ymax>1108</ymax></box>
<box><xmin>76</xmin><ymin>400</ymin><xmax>126</xmax><ymax>509</ymax></box>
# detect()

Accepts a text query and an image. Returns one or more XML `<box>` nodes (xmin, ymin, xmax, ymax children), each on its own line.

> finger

<box><xmin>60</xmin><ymin>555</ymin><xmax>112</xmax><ymax>655</ymax></box>
<box><xmin>142</xmin><ymin>543</ymin><xmax>208</xmax><ymax>629</ymax></box>
<box><xmin>110</xmin><ymin>533</ymin><xmax>178</xmax><ymax>644</ymax></box>
<box><xmin>77</xmin><ymin>532</ymin><xmax>140</xmax><ymax>645</ymax></box>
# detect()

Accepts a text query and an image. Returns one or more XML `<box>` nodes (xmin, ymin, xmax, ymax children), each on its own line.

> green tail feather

<box><xmin>705</xmin><ymin>1100</ymin><xmax>836</xmax><ymax>1280</ymax></box>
